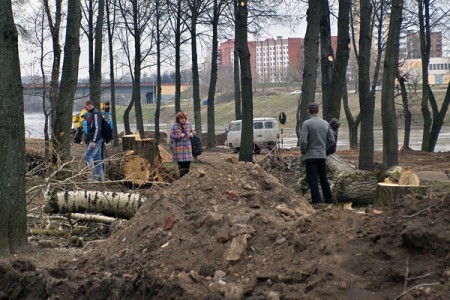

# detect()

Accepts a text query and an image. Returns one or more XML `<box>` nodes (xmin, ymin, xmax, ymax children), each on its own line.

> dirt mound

<box><xmin>1</xmin><ymin>151</ymin><xmax>449</xmax><ymax>299</ymax></box>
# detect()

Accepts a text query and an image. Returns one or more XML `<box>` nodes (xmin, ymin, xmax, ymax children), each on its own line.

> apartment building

<box><xmin>219</xmin><ymin>36</ymin><xmax>306</xmax><ymax>83</ymax></box>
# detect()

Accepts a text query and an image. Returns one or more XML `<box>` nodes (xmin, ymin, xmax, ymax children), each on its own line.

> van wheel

<box><xmin>254</xmin><ymin>144</ymin><xmax>261</xmax><ymax>154</ymax></box>
<box><xmin>229</xmin><ymin>144</ymin><xmax>238</xmax><ymax>153</ymax></box>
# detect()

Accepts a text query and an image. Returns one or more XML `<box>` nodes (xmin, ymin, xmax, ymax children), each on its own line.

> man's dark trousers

<box><xmin>305</xmin><ymin>158</ymin><xmax>333</xmax><ymax>204</ymax></box>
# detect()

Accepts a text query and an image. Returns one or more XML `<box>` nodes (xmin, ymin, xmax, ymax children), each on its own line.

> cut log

<box><xmin>375</xmin><ymin>183</ymin><xmax>429</xmax><ymax>207</ymax></box>
<box><xmin>107</xmin><ymin>151</ymin><xmax>151</xmax><ymax>185</ymax></box>
<box><xmin>45</xmin><ymin>190</ymin><xmax>147</xmax><ymax>218</ymax></box>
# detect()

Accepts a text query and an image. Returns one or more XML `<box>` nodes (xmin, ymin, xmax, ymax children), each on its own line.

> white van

<box><xmin>225</xmin><ymin>117</ymin><xmax>280</xmax><ymax>153</ymax></box>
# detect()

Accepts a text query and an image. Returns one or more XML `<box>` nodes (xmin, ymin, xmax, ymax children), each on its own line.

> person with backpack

<box><xmin>84</xmin><ymin>100</ymin><xmax>104</xmax><ymax>181</ymax></box>
<box><xmin>170</xmin><ymin>111</ymin><xmax>194</xmax><ymax>177</ymax></box>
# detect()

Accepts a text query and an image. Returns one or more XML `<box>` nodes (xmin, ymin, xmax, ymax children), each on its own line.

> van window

<box><xmin>233</xmin><ymin>123</ymin><xmax>240</xmax><ymax>131</ymax></box>
<box><xmin>253</xmin><ymin>122</ymin><xmax>263</xmax><ymax>129</ymax></box>
<box><xmin>265</xmin><ymin>121</ymin><xmax>275</xmax><ymax>129</ymax></box>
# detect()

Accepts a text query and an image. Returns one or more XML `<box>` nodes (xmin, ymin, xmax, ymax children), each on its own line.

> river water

<box><xmin>25</xmin><ymin>113</ymin><xmax>450</xmax><ymax>152</ymax></box>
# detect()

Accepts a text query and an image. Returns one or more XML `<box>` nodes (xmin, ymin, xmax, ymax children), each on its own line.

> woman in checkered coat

<box><xmin>170</xmin><ymin>111</ymin><xmax>195</xmax><ymax>177</ymax></box>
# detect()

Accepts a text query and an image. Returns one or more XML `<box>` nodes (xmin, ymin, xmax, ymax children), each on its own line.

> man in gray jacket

<box><xmin>299</xmin><ymin>102</ymin><xmax>335</xmax><ymax>205</ymax></box>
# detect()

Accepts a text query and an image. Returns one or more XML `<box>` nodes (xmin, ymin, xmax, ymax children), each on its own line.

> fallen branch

<box><xmin>68</xmin><ymin>213</ymin><xmax>117</xmax><ymax>224</ymax></box>
<box><xmin>402</xmin><ymin>203</ymin><xmax>439</xmax><ymax>218</ymax></box>
<box><xmin>394</xmin><ymin>282</ymin><xmax>440</xmax><ymax>300</ymax></box>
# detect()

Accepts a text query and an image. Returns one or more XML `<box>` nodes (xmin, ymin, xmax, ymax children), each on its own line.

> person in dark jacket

<box><xmin>299</xmin><ymin>102</ymin><xmax>335</xmax><ymax>205</ymax></box>
<box><xmin>84</xmin><ymin>101</ymin><xmax>104</xmax><ymax>181</ymax></box>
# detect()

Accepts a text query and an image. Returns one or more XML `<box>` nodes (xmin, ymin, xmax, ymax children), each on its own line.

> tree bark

<box><xmin>381</xmin><ymin>0</ymin><xmax>403</xmax><ymax>168</ymax></box>
<box><xmin>52</xmin><ymin>0</ymin><xmax>82</xmax><ymax>162</ymax></box>
<box><xmin>0</xmin><ymin>0</ymin><xmax>27</xmax><ymax>255</ymax></box>
<box><xmin>45</xmin><ymin>190</ymin><xmax>147</xmax><ymax>218</ymax></box>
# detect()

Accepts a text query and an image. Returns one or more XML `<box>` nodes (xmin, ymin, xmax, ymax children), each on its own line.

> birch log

<box><xmin>45</xmin><ymin>190</ymin><xmax>147</xmax><ymax>218</ymax></box>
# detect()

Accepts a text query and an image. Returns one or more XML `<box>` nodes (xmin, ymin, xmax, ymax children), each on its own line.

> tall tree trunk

<box><xmin>132</xmin><ymin>0</ymin><xmax>144</xmax><ymax>138</ymax></box>
<box><xmin>342</xmin><ymin>82</ymin><xmax>360</xmax><ymax>149</ymax></box>
<box><xmin>123</xmin><ymin>98</ymin><xmax>134</xmax><ymax>134</ymax></box>
<box><xmin>52</xmin><ymin>0</ymin><xmax>82</xmax><ymax>163</ymax></box>
<box><xmin>106</xmin><ymin>0</ymin><xmax>119</xmax><ymax>146</ymax></box>
<box><xmin>236</xmin><ymin>0</ymin><xmax>253</xmax><ymax>162</ymax></box>
<box><xmin>155</xmin><ymin>0</ymin><xmax>162</xmax><ymax>141</ymax></box>
<box><xmin>207</xmin><ymin>0</ymin><xmax>219</xmax><ymax>147</ymax></box>
<box><xmin>233</xmin><ymin>1</ymin><xmax>241</xmax><ymax>121</ymax></box>
<box><xmin>89</xmin><ymin>0</ymin><xmax>104</xmax><ymax>107</ymax></box>
<box><xmin>396</xmin><ymin>72</ymin><xmax>411</xmax><ymax>150</ymax></box>
<box><xmin>329</xmin><ymin>0</ymin><xmax>351</xmax><ymax>122</ymax></box>
<box><xmin>297</xmin><ymin>0</ymin><xmax>320</xmax><ymax>143</ymax></box>
<box><xmin>0</xmin><ymin>0</ymin><xmax>27</xmax><ymax>255</ymax></box>
<box><xmin>43</xmin><ymin>0</ymin><xmax>62</xmax><ymax>134</ymax></box>
<box><xmin>233</xmin><ymin>47</ymin><xmax>241</xmax><ymax>120</ymax></box>
<box><xmin>190</xmin><ymin>14</ymin><xmax>202</xmax><ymax>138</ymax></box>
<box><xmin>419</xmin><ymin>0</ymin><xmax>432</xmax><ymax>151</ymax></box>
<box><xmin>358</xmin><ymin>0</ymin><xmax>374</xmax><ymax>170</ymax></box>
<box><xmin>381</xmin><ymin>0</ymin><xmax>403</xmax><ymax>168</ymax></box>
<box><xmin>319</xmin><ymin>0</ymin><xmax>334</xmax><ymax>121</ymax></box>
<box><xmin>174</xmin><ymin>0</ymin><xmax>182</xmax><ymax>113</ymax></box>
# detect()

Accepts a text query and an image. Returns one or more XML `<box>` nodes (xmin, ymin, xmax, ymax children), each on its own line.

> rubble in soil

<box><xmin>1</xmin><ymin>148</ymin><xmax>450</xmax><ymax>299</ymax></box>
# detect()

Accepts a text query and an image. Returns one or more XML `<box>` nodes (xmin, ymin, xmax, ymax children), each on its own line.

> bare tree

<box><xmin>206</xmin><ymin>0</ymin><xmax>231</xmax><ymax>147</ymax></box>
<box><xmin>106</xmin><ymin>0</ymin><xmax>119</xmax><ymax>146</ymax></box>
<box><xmin>186</xmin><ymin>0</ymin><xmax>210</xmax><ymax>139</ymax></box>
<box><xmin>117</xmin><ymin>0</ymin><xmax>155</xmax><ymax>137</ymax></box>
<box><xmin>43</xmin><ymin>0</ymin><xmax>63</xmax><ymax>134</ymax></box>
<box><xmin>417</xmin><ymin>0</ymin><xmax>450</xmax><ymax>151</ymax></box>
<box><xmin>329</xmin><ymin>0</ymin><xmax>351</xmax><ymax>122</ymax></box>
<box><xmin>166</xmin><ymin>0</ymin><xmax>189</xmax><ymax>113</ymax></box>
<box><xmin>81</xmin><ymin>0</ymin><xmax>105</xmax><ymax>107</ymax></box>
<box><xmin>52</xmin><ymin>0</ymin><xmax>82</xmax><ymax>162</ymax></box>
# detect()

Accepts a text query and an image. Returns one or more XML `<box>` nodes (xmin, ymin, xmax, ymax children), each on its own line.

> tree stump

<box><xmin>375</xmin><ymin>183</ymin><xmax>429</xmax><ymax>207</ymax></box>
<box><xmin>107</xmin><ymin>151</ymin><xmax>151</xmax><ymax>185</ymax></box>
<box><xmin>122</xmin><ymin>135</ymin><xmax>161</xmax><ymax>168</ymax></box>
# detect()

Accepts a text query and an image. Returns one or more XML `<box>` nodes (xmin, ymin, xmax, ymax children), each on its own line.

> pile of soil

<box><xmin>1</xmin><ymin>146</ymin><xmax>449</xmax><ymax>299</ymax></box>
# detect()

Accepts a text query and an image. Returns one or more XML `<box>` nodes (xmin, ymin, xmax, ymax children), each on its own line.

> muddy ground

<box><xmin>0</xmin><ymin>139</ymin><xmax>449</xmax><ymax>299</ymax></box>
